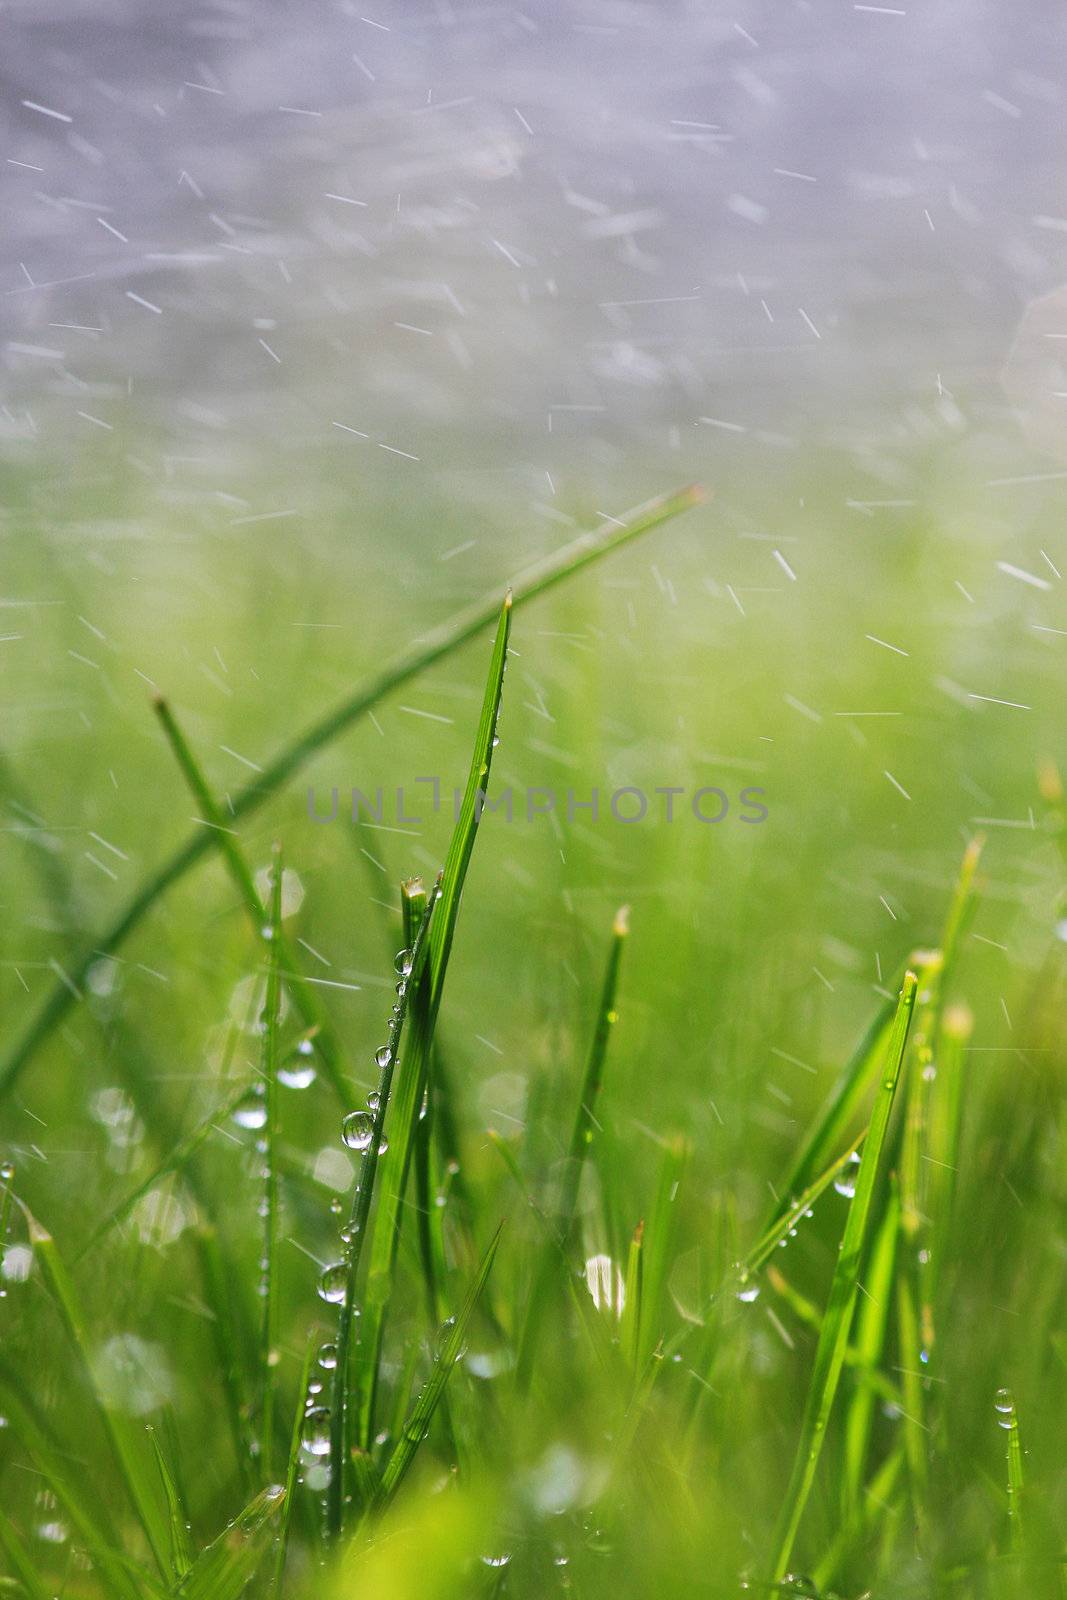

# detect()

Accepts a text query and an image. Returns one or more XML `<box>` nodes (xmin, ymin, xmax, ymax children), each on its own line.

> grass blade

<box><xmin>326</xmin><ymin>879</ymin><xmax>442</xmax><ymax>1539</ymax></box>
<box><xmin>152</xmin><ymin>696</ymin><xmax>349</xmax><ymax>1104</ymax></box>
<box><xmin>17</xmin><ymin>1202</ymin><xmax>172</xmax><ymax>1582</ymax></box>
<box><xmin>0</xmin><ymin>1361</ymin><xmax>149</xmax><ymax>1600</ymax></box>
<box><xmin>515</xmin><ymin>905</ymin><xmax>629</xmax><ymax>1388</ymax></box>
<box><xmin>147</xmin><ymin>1422</ymin><xmax>193</xmax><ymax>1583</ymax></box>
<box><xmin>997</xmin><ymin>1387</ymin><xmax>1025</xmax><ymax>1555</ymax></box>
<box><xmin>0</xmin><ymin>487</ymin><xmax>702</xmax><ymax>1103</ymax></box>
<box><xmin>842</xmin><ymin>1185</ymin><xmax>901</xmax><ymax>1515</ymax></box>
<box><xmin>768</xmin><ymin>969</ymin><xmax>918</xmax><ymax>1584</ymax></box>
<box><xmin>260</xmin><ymin>845</ymin><xmax>284</xmax><ymax>1480</ymax></box>
<box><xmin>175</xmin><ymin>1485</ymin><xmax>285</xmax><ymax>1600</ymax></box>
<box><xmin>271</xmin><ymin>1339</ymin><xmax>317</xmax><ymax>1595</ymax></box>
<box><xmin>369</xmin><ymin>1222</ymin><xmax>503</xmax><ymax>1515</ymax></box>
<box><xmin>74</xmin><ymin>1080</ymin><xmax>255</xmax><ymax>1260</ymax></box>
<box><xmin>0</xmin><ymin>1512</ymin><xmax>50</xmax><ymax>1600</ymax></box>
<box><xmin>356</xmin><ymin>597</ymin><xmax>512</xmax><ymax>1450</ymax></box>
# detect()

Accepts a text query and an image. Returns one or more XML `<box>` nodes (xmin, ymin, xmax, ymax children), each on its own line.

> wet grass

<box><xmin>1</xmin><ymin>481</ymin><xmax>1066</xmax><ymax>1600</ymax></box>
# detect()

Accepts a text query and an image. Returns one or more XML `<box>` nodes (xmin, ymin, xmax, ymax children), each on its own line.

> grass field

<box><xmin>2</xmin><ymin>443</ymin><xmax>1067</xmax><ymax>1600</ymax></box>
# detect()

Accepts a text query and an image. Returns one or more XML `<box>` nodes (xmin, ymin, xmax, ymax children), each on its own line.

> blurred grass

<box><xmin>2</xmin><ymin>449</ymin><xmax>1067</xmax><ymax>1598</ymax></box>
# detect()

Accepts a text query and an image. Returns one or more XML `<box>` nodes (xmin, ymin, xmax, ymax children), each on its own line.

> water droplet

<box><xmin>434</xmin><ymin>1314</ymin><xmax>458</xmax><ymax>1359</ymax></box>
<box><xmin>480</xmin><ymin>1554</ymin><xmax>511</xmax><ymax>1569</ymax></box>
<box><xmin>834</xmin><ymin>1151</ymin><xmax>862</xmax><ymax>1199</ymax></box>
<box><xmin>300</xmin><ymin>1406</ymin><xmax>331</xmax><ymax>1457</ymax></box>
<box><xmin>317</xmin><ymin>1342</ymin><xmax>338</xmax><ymax>1371</ymax></box>
<box><xmin>995</xmin><ymin>1386</ymin><xmax>1015</xmax><ymax>1428</ymax></box>
<box><xmin>0</xmin><ymin>1162</ymin><xmax>13</xmax><ymax>1184</ymax></box>
<box><xmin>736</xmin><ymin>1281</ymin><xmax>760</xmax><ymax>1303</ymax></box>
<box><xmin>367</xmin><ymin>1091</ymin><xmax>380</xmax><ymax>1112</ymax></box>
<box><xmin>278</xmin><ymin>1062</ymin><xmax>316</xmax><ymax>1090</ymax></box>
<box><xmin>317</xmin><ymin>1263</ymin><xmax>347</xmax><ymax>1304</ymax></box>
<box><xmin>394</xmin><ymin>949</ymin><xmax>413</xmax><ymax>977</ymax></box>
<box><xmin>232</xmin><ymin>1089</ymin><xmax>267</xmax><ymax>1130</ymax></box>
<box><xmin>341</xmin><ymin>1112</ymin><xmax>374</xmax><ymax>1152</ymax></box>
<box><xmin>374</xmin><ymin>1046</ymin><xmax>393</xmax><ymax>1071</ymax></box>
<box><xmin>376</xmin><ymin>1132</ymin><xmax>389</xmax><ymax>1155</ymax></box>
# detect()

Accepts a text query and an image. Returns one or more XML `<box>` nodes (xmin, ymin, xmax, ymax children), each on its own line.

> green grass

<box><xmin>2</xmin><ymin>475</ymin><xmax>1067</xmax><ymax>1600</ymax></box>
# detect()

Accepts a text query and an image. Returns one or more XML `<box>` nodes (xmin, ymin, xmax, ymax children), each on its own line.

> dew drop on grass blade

<box><xmin>0</xmin><ymin>487</ymin><xmax>703</xmax><ymax>1104</ymax></box>
<box><xmin>260</xmin><ymin>844</ymin><xmax>284</xmax><ymax>1481</ymax></box>
<box><xmin>326</xmin><ymin>877</ymin><xmax>442</xmax><ymax>1540</ymax></box>
<box><xmin>174</xmin><ymin>1484</ymin><xmax>285</xmax><ymax>1600</ymax></box>
<box><xmin>769</xmin><ymin>970</ymin><xmax>918</xmax><ymax>1585</ymax></box>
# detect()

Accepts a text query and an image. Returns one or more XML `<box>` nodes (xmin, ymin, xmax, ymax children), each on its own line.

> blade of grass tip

<box><xmin>75</xmin><ymin>1078</ymin><xmax>256</xmax><ymax>1260</ymax></box>
<box><xmin>175</xmin><ymin>1485</ymin><xmax>285</xmax><ymax>1600</ymax></box>
<box><xmin>995</xmin><ymin>1387</ymin><xmax>1025</xmax><ymax>1556</ymax></box>
<box><xmin>326</xmin><ymin>879</ymin><xmax>442</xmax><ymax>1541</ymax></box>
<box><xmin>357</xmin><ymin>597</ymin><xmax>512</xmax><ymax>1450</ymax></box>
<box><xmin>842</xmin><ymin>1184</ymin><xmax>901</xmax><ymax>1517</ymax></box>
<box><xmin>768</xmin><ymin>970</ymin><xmax>918</xmax><ymax>1585</ymax></box>
<box><xmin>368</xmin><ymin>1222</ymin><xmax>504</xmax><ymax>1517</ymax></box>
<box><xmin>403</xmin><ymin>878</ymin><xmax>442</xmax><ymax>1326</ymax></box>
<box><xmin>515</xmin><ymin>905</ymin><xmax>629</xmax><ymax>1390</ymax></box>
<box><xmin>260</xmin><ymin>845</ymin><xmax>284</xmax><ymax>1481</ymax></box>
<box><xmin>767</xmin><ymin>991</ymin><xmax>896</xmax><ymax>1232</ymax></box>
<box><xmin>16</xmin><ymin>1201</ymin><xmax>173</xmax><ymax>1583</ymax></box>
<box><xmin>270</xmin><ymin>1339</ymin><xmax>316</xmax><ymax>1596</ymax></box>
<box><xmin>913</xmin><ymin>840</ymin><xmax>982</xmax><ymax>1379</ymax></box>
<box><xmin>737</xmin><ymin>1131</ymin><xmax>868</xmax><ymax>1293</ymax></box>
<box><xmin>147</xmin><ymin>1423</ymin><xmax>193</xmax><ymax>1583</ymax></box>
<box><xmin>620</xmin><ymin>1221</ymin><xmax>644</xmax><ymax>1370</ymax></box>
<box><xmin>0</xmin><ymin>486</ymin><xmax>702</xmax><ymax>1104</ymax></box>
<box><xmin>924</xmin><ymin>1001</ymin><xmax>972</xmax><ymax>1300</ymax></box>
<box><xmin>151</xmin><ymin>696</ymin><xmax>350</xmax><ymax>1106</ymax></box>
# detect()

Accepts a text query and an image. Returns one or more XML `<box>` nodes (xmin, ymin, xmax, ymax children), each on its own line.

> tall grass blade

<box><xmin>326</xmin><ymin>879</ymin><xmax>441</xmax><ymax>1539</ymax></box>
<box><xmin>997</xmin><ymin>1387</ymin><xmax>1025</xmax><ymax>1555</ymax></box>
<box><xmin>842</xmin><ymin>1185</ymin><xmax>900</xmax><ymax>1514</ymax></box>
<box><xmin>174</xmin><ymin>1485</ymin><xmax>285</xmax><ymax>1600</ymax></box>
<box><xmin>260</xmin><ymin>845</ymin><xmax>284</xmax><ymax>1480</ymax></box>
<box><xmin>0</xmin><ymin>487</ymin><xmax>702</xmax><ymax>1102</ymax></box>
<box><xmin>271</xmin><ymin>1340</ymin><xmax>317</xmax><ymax>1595</ymax></box>
<box><xmin>369</xmin><ymin>1222</ymin><xmax>503</xmax><ymax>1515</ymax></box>
<box><xmin>515</xmin><ymin>905</ymin><xmax>629</xmax><ymax>1388</ymax></box>
<box><xmin>356</xmin><ymin>597</ymin><xmax>512</xmax><ymax>1449</ymax></box>
<box><xmin>768</xmin><ymin>970</ymin><xmax>918</xmax><ymax>1584</ymax></box>
<box><xmin>147</xmin><ymin>1423</ymin><xmax>193</xmax><ymax>1582</ymax></box>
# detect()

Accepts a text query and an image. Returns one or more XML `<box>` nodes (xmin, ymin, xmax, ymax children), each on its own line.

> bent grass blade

<box><xmin>152</xmin><ymin>697</ymin><xmax>349</xmax><ymax>1104</ymax></box>
<box><xmin>0</xmin><ymin>487</ymin><xmax>703</xmax><ymax>1103</ymax></box>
